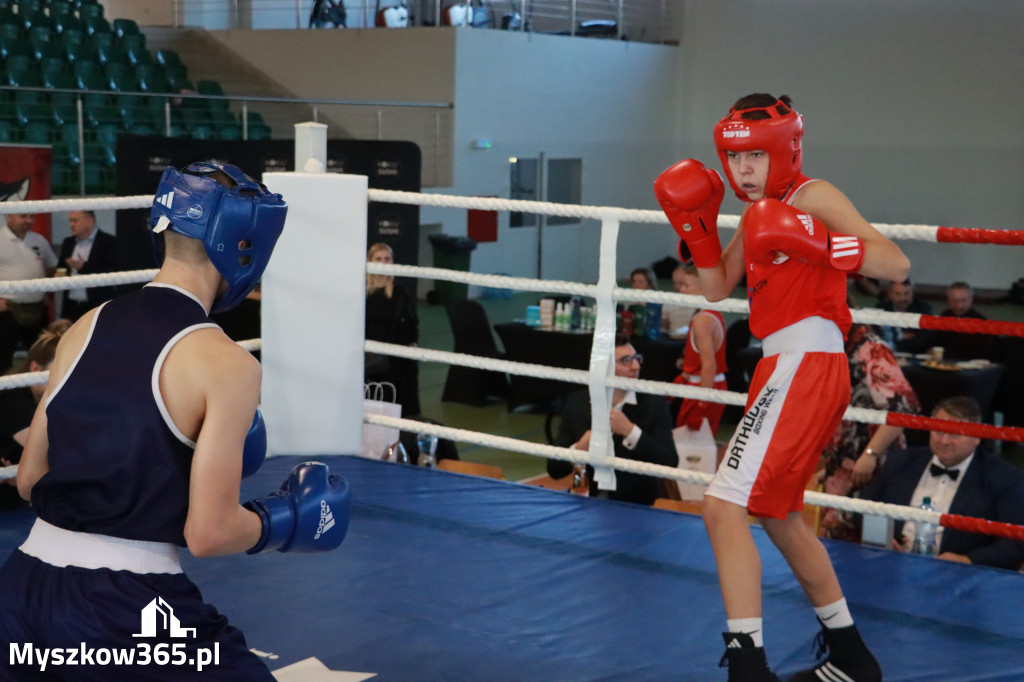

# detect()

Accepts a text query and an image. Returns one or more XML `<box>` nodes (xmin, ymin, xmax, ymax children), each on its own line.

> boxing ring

<box><xmin>2</xmin><ymin>173</ymin><xmax>1024</xmax><ymax>680</ymax></box>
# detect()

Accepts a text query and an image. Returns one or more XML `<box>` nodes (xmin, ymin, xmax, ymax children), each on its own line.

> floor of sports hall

<box><xmin>3</xmin><ymin>285</ymin><xmax>1022</xmax><ymax>681</ymax></box>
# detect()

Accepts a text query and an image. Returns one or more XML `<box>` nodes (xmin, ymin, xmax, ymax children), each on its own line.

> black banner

<box><xmin>115</xmin><ymin>137</ymin><xmax>422</xmax><ymax>276</ymax></box>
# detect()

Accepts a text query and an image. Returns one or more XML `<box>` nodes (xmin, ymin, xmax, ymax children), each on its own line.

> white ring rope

<box><xmin>0</xmin><ymin>190</ymin><xmax>1007</xmax><ymax>532</ymax></box>
<box><xmin>366</xmin><ymin>340</ymin><xmax>888</xmax><ymax>420</ymax></box>
<box><xmin>363</xmin><ymin>412</ymin><xmax>942</xmax><ymax>527</ymax></box>
<box><xmin>0</xmin><ymin>196</ymin><xmax>151</xmax><ymax>213</ymax></box>
<box><xmin>0</xmin><ymin>190</ymin><xmax>954</xmax><ymax>242</ymax></box>
<box><xmin>368</xmin><ymin>262</ymin><xmax>926</xmax><ymax>326</ymax></box>
<box><xmin>0</xmin><ymin>269</ymin><xmax>158</xmax><ymax>296</ymax></box>
<box><xmin>0</xmin><ymin>338</ymin><xmax>263</xmax><ymax>391</ymax></box>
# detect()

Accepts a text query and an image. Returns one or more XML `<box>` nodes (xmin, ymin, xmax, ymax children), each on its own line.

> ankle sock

<box><xmin>814</xmin><ymin>597</ymin><xmax>854</xmax><ymax>629</ymax></box>
<box><xmin>726</xmin><ymin>617</ymin><xmax>763</xmax><ymax>647</ymax></box>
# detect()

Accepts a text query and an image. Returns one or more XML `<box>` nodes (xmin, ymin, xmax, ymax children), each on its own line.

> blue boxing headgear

<box><xmin>150</xmin><ymin>162</ymin><xmax>287</xmax><ymax>313</ymax></box>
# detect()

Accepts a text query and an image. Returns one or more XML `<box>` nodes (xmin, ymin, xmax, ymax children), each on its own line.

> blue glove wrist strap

<box><xmin>244</xmin><ymin>495</ymin><xmax>295</xmax><ymax>554</ymax></box>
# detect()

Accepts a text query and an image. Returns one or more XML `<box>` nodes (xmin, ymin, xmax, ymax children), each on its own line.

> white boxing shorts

<box><xmin>705</xmin><ymin>317</ymin><xmax>850</xmax><ymax>519</ymax></box>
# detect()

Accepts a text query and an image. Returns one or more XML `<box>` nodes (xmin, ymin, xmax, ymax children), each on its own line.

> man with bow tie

<box><xmin>861</xmin><ymin>396</ymin><xmax>1024</xmax><ymax>570</ymax></box>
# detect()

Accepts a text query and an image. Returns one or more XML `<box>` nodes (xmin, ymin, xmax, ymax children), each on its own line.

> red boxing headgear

<box><xmin>713</xmin><ymin>100</ymin><xmax>804</xmax><ymax>201</ymax></box>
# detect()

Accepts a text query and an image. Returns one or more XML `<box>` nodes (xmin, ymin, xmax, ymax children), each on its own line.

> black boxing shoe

<box><xmin>719</xmin><ymin>632</ymin><xmax>781</xmax><ymax>682</ymax></box>
<box><xmin>787</xmin><ymin>621</ymin><xmax>882</xmax><ymax>682</ymax></box>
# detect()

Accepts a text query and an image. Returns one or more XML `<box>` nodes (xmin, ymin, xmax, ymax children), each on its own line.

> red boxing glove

<box><xmin>684</xmin><ymin>401</ymin><xmax>711</xmax><ymax>431</ymax></box>
<box><xmin>654</xmin><ymin>159</ymin><xmax>725</xmax><ymax>268</ymax></box>
<box><xmin>743</xmin><ymin>199</ymin><xmax>865</xmax><ymax>272</ymax></box>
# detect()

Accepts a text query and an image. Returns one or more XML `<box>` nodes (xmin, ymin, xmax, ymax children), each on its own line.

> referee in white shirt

<box><xmin>0</xmin><ymin>212</ymin><xmax>57</xmax><ymax>373</ymax></box>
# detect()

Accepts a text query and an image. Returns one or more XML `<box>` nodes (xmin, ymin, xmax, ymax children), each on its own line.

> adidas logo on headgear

<box><xmin>156</xmin><ymin>191</ymin><xmax>174</xmax><ymax>208</ymax></box>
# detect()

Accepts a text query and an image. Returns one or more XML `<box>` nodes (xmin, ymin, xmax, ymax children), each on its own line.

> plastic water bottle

<box><xmin>570</xmin><ymin>296</ymin><xmax>582</xmax><ymax>330</ymax></box>
<box><xmin>416</xmin><ymin>433</ymin><xmax>438</xmax><ymax>468</ymax></box>
<box><xmin>570</xmin><ymin>463</ymin><xmax>590</xmax><ymax>496</ymax></box>
<box><xmin>911</xmin><ymin>497</ymin><xmax>938</xmax><ymax>556</ymax></box>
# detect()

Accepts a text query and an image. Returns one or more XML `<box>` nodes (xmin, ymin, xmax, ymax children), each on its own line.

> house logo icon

<box><xmin>132</xmin><ymin>598</ymin><xmax>197</xmax><ymax>639</ymax></box>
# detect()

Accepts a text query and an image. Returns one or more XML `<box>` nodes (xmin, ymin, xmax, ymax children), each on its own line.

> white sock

<box><xmin>726</xmin><ymin>617</ymin><xmax>763</xmax><ymax>647</ymax></box>
<box><xmin>814</xmin><ymin>598</ymin><xmax>854</xmax><ymax>629</ymax></box>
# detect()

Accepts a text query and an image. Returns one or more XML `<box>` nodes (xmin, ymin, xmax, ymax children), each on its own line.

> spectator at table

<box><xmin>365</xmin><ymin>242</ymin><xmax>420</xmax><ymax>417</ymax></box>
<box><xmin>662</xmin><ymin>263</ymin><xmax>698</xmax><ymax>339</ymax></box>
<box><xmin>860</xmin><ymin>396</ymin><xmax>1024</xmax><ymax>570</ymax></box>
<box><xmin>629</xmin><ymin>267</ymin><xmax>657</xmax><ymax>292</ymax></box>
<box><xmin>877</xmin><ymin>278</ymin><xmax>934</xmax><ymax>354</ymax></box>
<box><xmin>818</xmin><ymin>322</ymin><xmax>921</xmax><ymax>541</ymax></box>
<box><xmin>547</xmin><ymin>334</ymin><xmax>677</xmax><ymax>506</ymax></box>
<box><xmin>934</xmin><ymin>281</ymin><xmax>995</xmax><ymax>361</ymax></box>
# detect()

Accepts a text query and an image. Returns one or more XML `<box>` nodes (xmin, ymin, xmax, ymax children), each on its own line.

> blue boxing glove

<box><xmin>244</xmin><ymin>462</ymin><xmax>351</xmax><ymax>554</ymax></box>
<box><xmin>241</xmin><ymin>409</ymin><xmax>267</xmax><ymax>479</ymax></box>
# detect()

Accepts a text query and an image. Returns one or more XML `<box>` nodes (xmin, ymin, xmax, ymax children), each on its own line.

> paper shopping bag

<box><xmin>361</xmin><ymin>382</ymin><xmax>402</xmax><ymax>460</ymax></box>
<box><xmin>672</xmin><ymin>419</ymin><xmax>718</xmax><ymax>501</ymax></box>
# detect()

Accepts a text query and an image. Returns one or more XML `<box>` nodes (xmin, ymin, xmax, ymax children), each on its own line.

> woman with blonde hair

<box><xmin>1</xmin><ymin>320</ymin><xmax>71</xmax><ymax>510</ymax></box>
<box><xmin>365</xmin><ymin>243</ymin><xmax>420</xmax><ymax>416</ymax></box>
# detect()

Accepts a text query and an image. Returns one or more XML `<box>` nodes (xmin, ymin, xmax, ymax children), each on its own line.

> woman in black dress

<box><xmin>365</xmin><ymin>243</ymin><xmax>420</xmax><ymax>417</ymax></box>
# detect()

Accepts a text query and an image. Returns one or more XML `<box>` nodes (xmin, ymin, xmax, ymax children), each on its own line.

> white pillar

<box><xmin>260</xmin><ymin>170</ymin><xmax>368</xmax><ymax>456</ymax></box>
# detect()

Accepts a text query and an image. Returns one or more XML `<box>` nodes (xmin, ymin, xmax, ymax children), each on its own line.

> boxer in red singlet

<box><xmin>655</xmin><ymin>94</ymin><xmax>910</xmax><ymax>682</ymax></box>
<box><xmin>672</xmin><ymin>262</ymin><xmax>728</xmax><ymax>435</ymax></box>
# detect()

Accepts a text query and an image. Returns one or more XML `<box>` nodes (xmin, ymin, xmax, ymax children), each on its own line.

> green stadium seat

<box><xmin>40</xmin><ymin>56</ymin><xmax>67</xmax><ymax>78</ymax></box>
<box><xmin>166</xmin><ymin>72</ymin><xmax>193</xmax><ymax>94</ymax></box>
<box><xmin>72</xmin><ymin>56</ymin><xmax>97</xmax><ymax>75</ymax></box>
<box><xmin>246</xmin><ymin>122</ymin><xmax>273</xmax><ymax>140</ymax></box>
<box><xmin>121</xmin><ymin>34</ymin><xmax>150</xmax><ymax>67</ymax></box>
<box><xmin>3</xmin><ymin>52</ymin><xmax>32</xmax><ymax>72</ymax></box>
<box><xmin>0</xmin><ymin>119</ymin><xmax>17</xmax><ymax>142</ymax></box>
<box><xmin>21</xmin><ymin>119</ymin><xmax>52</xmax><ymax>144</ymax></box>
<box><xmin>11</xmin><ymin>86</ymin><xmax>47</xmax><ymax>126</ymax></box>
<box><xmin>196</xmin><ymin>79</ymin><xmax>229</xmax><ymax>111</ymax></box>
<box><xmin>135</xmin><ymin>62</ymin><xmax>168</xmax><ymax>92</ymax></box>
<box><xmin>188</xmin><ymin>124</ymin><xmax>214</xmax><ymax>140</ymax></box>
<box><xmin>112</xmin><ymin>18</ymin><xmax>138</xmax><ymax>39</ymax></box>
<box><xmin>155</xmin><ymin>49</ymin><xmax>182</xmax><ymax>68</ymax></box>
<box><xmin>207</xmin><ymin>108</ymin><xmax>236</xmax><ymax>128</ymax></box>
<box><xmin>0</xmin><ymin>36</ymin><xmax>31</xmax><ymax>60</ymax></box>
<box><xmin>0</xmin><ymin>21</ymin><xmax>20</xmax><ymax>41</ymax></box>
<box><xmin>96</xmin><ymin>42</ymin><xmax>126</xmax><ymax>66</ymax></box>
<box><xmin>60</xmin><ymin>26</ymin><xmax>86</xmax><ymax>46</ymax></box>
<box><xmin>83</xmin><ymin>15</ymin><xmax>110</xmax><ymax>38</ymax></box>
<box><xmin>64</xmin><ymin>40</ymin><xmax>96</xmax><ymax>64</ymax></box>
<box><xmin>78</xmin><ymin>2</ymin><xmax>104</xmax><ymax>21</ymax></box>
<box><xmin>82</xmin><ymin>95</ymin><xmax>120</xmax><ymax>128</ymax></box>
<box><xmin>21</xmin><ymin>11</ymin><xmax>53</xmax><ymax>33</ymax></box>
<box><xmin>55</xmin><ymin>15</ymin><xmax>86</xmax><ymax>35</ymax></box>
<box><xmin>178</xmin><ymin>107</ymin><xmax>210</xmax><ymax>131</ymax></box>
<box><xmin>217</xmin><ymin>123</ymin><xmax>242</xmax><ymax>140</ymax></box>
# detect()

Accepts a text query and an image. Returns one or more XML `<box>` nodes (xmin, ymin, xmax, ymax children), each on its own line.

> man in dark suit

<box><xmin>877</xmin><ymin>278</ymin><xmax>934</xmax><ymax>353</ymax></box>
<box><xmin>547</xmin><ymin>334</ymin><xmax>678</xmax><ymax>506</ymax></box>
<box><xmin>58</xmin><ymin>210</ymin><xmax>120</xmax><ymax>321</ymax></box>
<box><xmin>861</xmin><ymin>395</ymin><xmax>1024</xmax><ymax>570</ymax></box>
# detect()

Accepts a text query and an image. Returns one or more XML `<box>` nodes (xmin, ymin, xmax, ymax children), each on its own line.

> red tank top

<box><xmin>681</xmin><ymin>309</ymin><xmax>728</xmax><ymax>378</ymax></box>
<box><xmin>744</xmin><ymin>177</ymin><xmax>852</xmax><ymax>340</ymax></box>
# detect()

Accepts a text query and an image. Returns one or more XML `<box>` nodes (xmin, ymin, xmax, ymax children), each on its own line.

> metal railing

<box><xmin>170</xmin><ymin>0</ymin><xmax>669</xmax><ymax>44</ymax></box>
<box><xmin>1</xmin><ymin>85</ymin><xmax>453</xmax><ymax>194</ymax></box>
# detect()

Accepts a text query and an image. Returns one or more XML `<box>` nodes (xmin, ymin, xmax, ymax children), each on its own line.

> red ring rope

<box><xmin>939</xmin><ymin>514</ymin><xmax>1024</xmax><ymax>542</ymax></box>
<box><xmin>918</xmin><ymin>315</ymin><xmax>1024</xmax><ymax>338</ymax></box>
<box><xmin>885</xmin><ymin>413</ymin><xmax>1024</xmax><ymax>443</ymax></box>
<box><xmin>936</xmin><ymin>226</ymin><xmax>1024</xmax><ymax>246</ymax></box>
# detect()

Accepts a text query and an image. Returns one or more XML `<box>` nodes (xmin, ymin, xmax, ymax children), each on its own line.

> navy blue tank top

<box><xmin>32</xmin><ymin>284</ymin><xmax>217</xmax><ymax>546</ymax></box>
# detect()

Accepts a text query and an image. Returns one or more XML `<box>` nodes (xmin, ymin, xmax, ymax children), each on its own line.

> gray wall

<box><xmin>667</xmin><ymin>0</ymin><xmax>1023</xmax><ymax>290</ymax></box>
